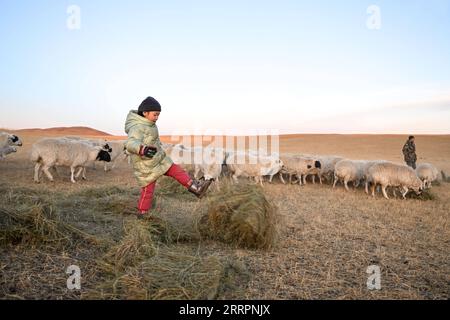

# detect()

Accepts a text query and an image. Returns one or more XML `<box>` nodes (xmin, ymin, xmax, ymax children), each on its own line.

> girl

<box><xmin>124</xmin><ymin>96</ymin><xmax>212</xmax><ymax>219</ymax></box>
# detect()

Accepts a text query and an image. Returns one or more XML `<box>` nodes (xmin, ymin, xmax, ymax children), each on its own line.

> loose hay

<box><xmin>0</xmin><ymin>203</ymin><xmax>101</xmax><ymax>246</ymax></box>
<box><xmin>85</xmin><ymin>219</ymin><xmax>246</xmax><ymax>300</ymax></box>
<box><xmin>406</xmin><ymin>189</ymin><xmax>436</xmax><ymax>201</ymax></box>
<box><xmin>87</xmin><ymin>248</ymin><xmax>236</xmax><ymax>300</ymax></box>
<box><xmin>198</xmin><ymin>183</ymin><xmax>279</xmax><ymax>249</ymax></box>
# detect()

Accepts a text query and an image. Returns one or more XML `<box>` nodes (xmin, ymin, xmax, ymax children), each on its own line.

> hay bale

<box><xmin>198</xmin><ymin>183</ymin><xmax>279</xmax><ymax>249</ymax></box>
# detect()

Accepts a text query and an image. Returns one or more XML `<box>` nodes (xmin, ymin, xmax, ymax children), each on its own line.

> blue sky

<box><xmin>0</xmin><ymin>0</ymin><xmax>449</xmax><ymax>135</ymax></box>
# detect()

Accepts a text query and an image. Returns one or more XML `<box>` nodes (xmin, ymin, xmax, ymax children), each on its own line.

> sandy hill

<box><xmin>3</xmin><ymin>126</ymin><xmax>112</xmax><ymax>136</ymax></box>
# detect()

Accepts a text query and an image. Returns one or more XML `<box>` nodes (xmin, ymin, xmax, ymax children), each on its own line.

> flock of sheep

<box><xmin>0</xmin><ymin>131</ymin><xmax>444</xmax><ymax>200</ymax></box>
<box><xmin>164</xmin><ymin>143</ymin><xmax>443</xmax><ymax>200</ymax></box>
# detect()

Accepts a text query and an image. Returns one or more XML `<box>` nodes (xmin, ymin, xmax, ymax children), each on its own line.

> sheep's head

<box><xmin>102</xmin><ymin>143</ymin><xmax>112</xmax><ymax>153</ymax></box>
<box><xmin>96</xmin><ymin>150</ymin><xmax>112</xmax><ymax>162</ymax></box>
<box><xmin>9</xmin><ymin>134</ymin><xmax>22</xmax><ymax>146</ymax></box>
<box><xmin>412</xmin><ymin>178</ymin><xmax>423</xmax><ymax>195</ymax></box>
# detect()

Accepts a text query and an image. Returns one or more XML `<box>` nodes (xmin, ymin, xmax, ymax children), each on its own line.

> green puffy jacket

<box><xmin>124</xmin><ymin>110</ymin><xmax>173</xmax><ymax>187</ymax></box>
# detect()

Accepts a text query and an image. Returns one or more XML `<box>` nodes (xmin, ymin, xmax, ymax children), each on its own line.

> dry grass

<box><xmin>1</xmin><ymin>133</ymin><xmax>449</xmax><ymax>300</ymax></box>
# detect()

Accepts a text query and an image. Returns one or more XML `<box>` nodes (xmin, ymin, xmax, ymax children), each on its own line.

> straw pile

<box><xmin>198</xmin><ymin>183</ymin><xmax>279</xmax><ymax>249</ymax></box>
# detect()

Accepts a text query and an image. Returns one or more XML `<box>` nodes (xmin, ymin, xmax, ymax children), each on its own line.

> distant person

<box><xmin>124</xmin><ymin>96</ymin><xmax>212</xmax><ymax>219</ymax></box>
<box><xmin>402</xmin><ymin>135</ymin><xmax>417</xmax><ymax>169</ymax></box>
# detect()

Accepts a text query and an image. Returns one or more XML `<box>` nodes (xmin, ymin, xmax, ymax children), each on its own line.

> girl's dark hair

<box><xmin>138</xmin><ymin>111</ymin><xmax>144</xmax><ymax>117</ymax></box>
<box><xmin>409</xmin><ymin>135</ymin><xmax>415</xmax><ymax>140</ymax></box>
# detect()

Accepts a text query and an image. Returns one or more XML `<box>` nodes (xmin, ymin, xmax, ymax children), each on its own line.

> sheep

<box><xmin>333</xmin><ymin>159</ymin><xmax>385</xmax><ymax>192</ymax></box>
<box><xmin>226</xmin><ymin>151</ymin><xmax>284</xmax><ymax>186</ymax></box>
<box><xmin>367</xmin><ymin>162</ymin><xmax>423</xmax><ymax>199</ymax></box>
<box><xmin>63</xmin><ymin>136</ymin><xmax>112</xmax><ymax>170</ymax></box>
<box><xmin>312</xmin><ymin>155</ymin><xmax>344</xmax><ymax>184</ymax></box>
<box><xmin>31</xmin><ymin>138</ymin><xmax>111</xmax><ymax>183</ymax></box>
<box><xmin>0</xmin><ymin>132</ymin><xmax>23</xmax><ymax>148</ymax></box>
<box><xmin>248</xmin><ymin>150</ymin><xmax>285</xmax><ymax>183</ymax></box>
<box><xmin>194</xmin><ymin>147</ymin><xmax>226</xmax><ymax>181</ymax></box>
<box><xmin>280</xmin><ymin>154</ymin><xmax>321</xmax><ymax>185</ymax></box>
<box><xmin>103</xmin><ymin>140</ymin><xmax>127</xmax><ymax>171</ymax></box>
<box><xmin>0</xmin><ymin>145</ymin><xmax>17</xmax><ymax>159</ymax></box>
<box><xmin>416</xmin><ymin>163</ymin><xmax>440</xmax><ymax>188</ymax></box>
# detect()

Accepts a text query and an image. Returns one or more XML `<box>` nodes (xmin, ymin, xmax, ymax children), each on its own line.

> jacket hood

<box><xmin>125</xmin><ymin>110</ymin><xmax>155</xmax><ymax>134</ymax></box>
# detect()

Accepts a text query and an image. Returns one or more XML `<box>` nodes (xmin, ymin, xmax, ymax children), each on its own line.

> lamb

<box><xmin>0</xmin><ymin>146</ymin><xmax>17</xmax><ymax>159</ymax></box>
<box><xmin>31</xmin><ymin>138</ymin><xmax>111</xmax><ymax>183</ymax></box>
<box><xmin>367</xmin><ymin>162</ymin><xmax>423</xmax><ymax>199</ymax></box>
<box><xmin>0</xmin><ymin>132</ymin><xmax>23</xmax><ymax>148</ymax></box>
<box><xmin>280</xmin><ymin>154</ymin><xmax>321</xmax><ymax>185</ymax></box>
<box><xmin>415</xmin><ymin>163</ymin><xmax>440</xmax><ymax>188</ymax></box>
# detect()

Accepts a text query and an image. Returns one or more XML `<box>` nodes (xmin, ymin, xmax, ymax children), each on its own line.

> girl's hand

<box><xmin>139</xmin><ymin>145</ymin><xmax>158</xmax><ymax>158</ymax></box>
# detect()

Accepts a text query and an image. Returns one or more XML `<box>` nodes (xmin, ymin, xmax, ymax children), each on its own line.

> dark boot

<box><xmin>188</xmin><ymin>179</ymin><xmax>213</xmax><ymax>199</ymax></box>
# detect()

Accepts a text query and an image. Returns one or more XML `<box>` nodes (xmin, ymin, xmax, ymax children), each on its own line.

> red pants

<box><xmin>138</xmin><ymin>163</ymin><xmax>192</xmax><ymax>213</ymax></box>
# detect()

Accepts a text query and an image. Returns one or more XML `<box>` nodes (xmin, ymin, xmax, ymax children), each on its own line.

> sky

<box><xmin>0</xmin><ymin>0</ymin><xmax>449</xmax><ymax>135</ymax></box>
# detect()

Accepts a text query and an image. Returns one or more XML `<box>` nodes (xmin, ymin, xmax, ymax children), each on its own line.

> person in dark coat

<box><xmin>402</xmin><ymin>135</ymin><xmax>417</xmax><ymax>169</ymax></box>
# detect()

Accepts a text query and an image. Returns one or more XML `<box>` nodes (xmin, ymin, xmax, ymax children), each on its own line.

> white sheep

<box><xmin>194</xmin><ymin>147</ymin><xmax>226</xmax><ymax>181</ymax></box>
<box><xmin>0</xmin><ymin>145</ymin><xmax>17</xmax><ymax>159</ymax></box>
<box><xmin>31</xmin><ymin>138</ymin><xmax>111</xmax><ymax>183</ymax></box>
<box><xmin>333</xmin><ymin>160</ymin><xmax>363</xmax><ymax>191</ymax></box>
<box><xmin>63</xmin><ymin>136</ymin><xmax>113</xmax><ymax>170</ymax></box>
<box><xmin>415</xmin><ymin>163</ymin><xmax>440</xmax><ymax>188</ymax></box>
<box><xmin>280</xmin><ymin>154</ymin><xmax>321</xmax><ymax>185</ymax></box>
<box><xmin>314</xmin><ymin>155</ymin><xmax>344</xmax><ymax>184</ymax></box>
<box><xmin>0</xmin><ymin>132</ymin><xmax>23</xmax><ymax>148</ymax></box>
<box><xmin>103</xmin><ymin>140</ymin><xmax>127</xmax><ymax>171</ymax></box>
<box><xmin>226</xmin><ymin>151</ymin><xmax>284</xmax><ymax>186</ymax></box>
<box><xmin>367</xmin><ymin>162</ymin><xmax>423</xmax><ymax>199</ymax></box>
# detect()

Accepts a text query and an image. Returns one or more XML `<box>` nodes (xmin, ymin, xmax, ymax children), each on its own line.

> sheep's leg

<box><xmin>82</xmin><ymin>167</ymin><xmax>87</xmax><ymax>180</ymax></box>
<box><xmin>391</xmin><ymin>187</ymin><xmax>397</xmax><ymax>198</ymax></box>
<box><xmin>344</xmin><ymin>180</ymin><xmax>350</xmax><ymax>192</ymax></box>
<box><xmin>104</xmin><ymin>162</ymin><xmax>109</xmax><ymax>172</ymax></box>
<box><xmin>381</xmin><ymin>185</ymin><xmax>389</xmax><ymax>199</ymax></box>
<box><xmin>259</xmin><ymin>176</ymin><xmax>264</xmax><ymax>187</ymax></box>
<box><xmin>319</xmin><ymin>174</ymin><xmax>322</xmax><ymax>185</ymax></box>
<box><xmin>289</xmin><ymin>174</ymin><xmax>292</xmax><ymax>184</ymax></box>
<box><xmin>401</xmin><ymin>186</ymin><xmax>409</xmax><ymax>199</ymax></box>
<box><xmin>70</xmin><ymin>167</ymin><xmax>77</xmax><ymax>183</ymax></box>
<box><xmin>75</xmin><ymin>167</ymin><xmax>83</xmax><ymax>178</ymax></box>
<box><xmin>332</xmin><ymin>175</ymin><xmax>338</xmax><ymax>188</ymax></box>
<box><xmin>365</xmin><ymin>181</ymin><xmax>369</xmax><ymax>194</ymax></box>
<box><xmin>312</xmin><ymin>175</ymin><xmax>316</xmax><ymax>184</ymax></box>
<box><xmin>42</xmin><ymin>165</ymin><xmax>54</xmax><ymax>182</ymax></box>
<box><xmin>279</xmin><ymin>172</ymin><xmax>286</xmax><ymax>184</ymax></box>
<box><xmin>34</xmin><ymin>163</ymin><xmax>41</xmax><ymax>182</ymax></box>
<box><xmin>371</xmin><ymin>184</ymin><xmax>376</xmax><ymax>197</ymax></box>
<box><xmin>232</xmin><ymin>174</ymin><xmax>239</xmax><ymax>184</ymax></box>
<box><xmin>302</xmin><ymin>174</ymin><xmax>307</xmax><ymax>185</ymax></box>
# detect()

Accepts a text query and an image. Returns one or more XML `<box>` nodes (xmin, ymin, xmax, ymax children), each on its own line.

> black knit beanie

<box><xmin>138</xmin><ymin>96</ymin><xmax>161</xmax><ymax>116</ymax></box>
